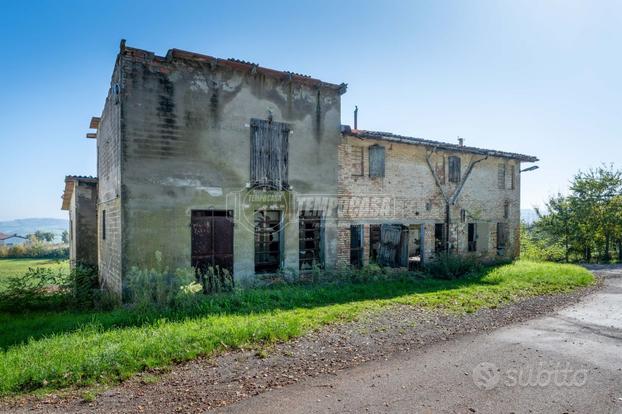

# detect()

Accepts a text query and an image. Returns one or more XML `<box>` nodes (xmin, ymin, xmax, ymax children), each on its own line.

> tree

<box><xmin>28</xmin><ymin>231</ymin><xmax>56</xmax><ymax>243</ymax></box>
<box><xmin>534</xmin><ymin>164</ymin><xmax>622</xmax><ymax>263</ymax></box>
<box><xmin>61</xmin><ymin>230</ymin><xmax>69</xmax><ymax>244</ymax></box>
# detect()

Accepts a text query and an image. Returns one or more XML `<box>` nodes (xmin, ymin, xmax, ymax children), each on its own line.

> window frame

<box><xmin>368</xmin><ymin>144</ymin><xmax>385</xmax><ymax>178</ymax></box>
<box><xmin>250</xmin><ymin>118</ymin><xmax>290</xmax><ymax>190</ymax></box>
<box><xmin>448</xmin><ymin>156</ymin><xmax>461</xmax><ymax>183</ymax></box>
<box><xmin>254</xmin><ymin>210</ymin><xmax>283</xmax><ymax>273</ymax></box>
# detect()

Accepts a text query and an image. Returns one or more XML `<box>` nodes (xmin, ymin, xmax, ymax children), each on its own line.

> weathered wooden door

<box><xmin>191</xmin><ymin>210</ymin><xmax>234</xmax><ymax>275</ymax></box>
<box><xmin>378</xmin><ymin>224</ymin><xmax>409</xmax><ymax>267</ymax></box>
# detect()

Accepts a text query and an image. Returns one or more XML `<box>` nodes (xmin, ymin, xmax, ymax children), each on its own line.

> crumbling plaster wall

<box><xmin>118</xmin><ymin>52</ymin><xmax>342</xmax><ymax>283</ymax></box>
<box><xmin>336</xmin><ymin>136</ymin><xmax>521</xmax><ymax>267</ymax></box>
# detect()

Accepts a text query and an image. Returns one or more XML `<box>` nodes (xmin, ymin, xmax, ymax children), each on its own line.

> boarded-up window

<box><xmin>351</xmin><ymin>146</ymin><xmax>364</xmax><ymax>176</ymax></box>
<box><xmin>434</xmin><ymin>223</ymin><xmax>446</xmax><ymax>253</ymax></box>
<box><xmin>498</xmin><ymin>163</ymin><xmax>506</xmax><ymax>189</ymax></box>
<box><xmin>250</xmin><ymin>119</ymin><xmax>289</xmax><ymax>189</ymax></box>
<box><xmin>369</xmin><ymin>145</ymin><xmax>385</xmax><ymax>177</ymax></box>
<box><xmin>255</xmin><ymin>210</ymin><xmax>282</xmax><ymax>273</ymax></box>
<box><xmin>496</xmin><ymin>222</ymin><xmax>508</xmax><ymax>255</ymax></box>
<box><xmin>299</xmin><ymin>211</ymin><xmax>323</xmax><ymax>270</ymax></box>
<box><xmin>510</xmin><ymin>165</ymin><xmax>516</xmax><ymax>190</ymax></box>
<box><xmin>448</xmin><ymin>156</ymin><xmax>461</xmax><ymax>183</ymax></box>
<box><xmin>468</xmin><ymin>223</ymin><xmax>477</xmax><ymax>252</ymax></box>
<box><xmin>350</xmin><ymin>225</ymin><xmax>363</xmax><ymax>268</ymax></box>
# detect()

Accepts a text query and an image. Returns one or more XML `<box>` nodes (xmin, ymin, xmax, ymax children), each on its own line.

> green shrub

<box><xmin>69</xmin><ymin>264</ymin><xmax>99</xmax><ymax>309</ymax></box>
<box><xmin>0</xmin><ymin>264</ymin><xmax>99</xmax><ymax>312</ymax></box>
<box><xmin>124</xmin><ymin>253</ymin><xmax>197</xmax><ymax>308</ymax></box>
<box><xmin>425</xmin><ymin>253</ymin><xmax>481</xmax><ymax>279</ymax></box>
<box><xmin>0</xmin><ymin>243</ymin><xmax>68</xmax><ymax>259</ymax></box>
<box><xmin>197</xmin><ymin>266</ymin><xmax>235</xmax><ymax>293</ymax></box>
<box><xmin>0</xmin><ymin>267</ymin><xmax>67</xmax><ymax>312</ymax></box>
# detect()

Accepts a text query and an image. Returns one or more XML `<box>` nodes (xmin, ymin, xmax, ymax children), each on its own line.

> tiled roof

<box><xmin>342</xmin><ymin>127</ymin><xmax>538</xmax><ymax>162</ymax></box>
<box><xmin>61</xmin><ymin>176</ymin><xmax>98</xmax><ymax>210</ymax></box>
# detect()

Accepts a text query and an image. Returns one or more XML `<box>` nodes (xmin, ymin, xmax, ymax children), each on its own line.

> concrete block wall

<box><xmin>107</xmin><ymin>45</ymin><xmax>343</xmax><ymax>286</ymax></box>
<box><xmin>97</xmin><ymin>58</ymin><xmax>123</xmax><ymax>296</ymax></box>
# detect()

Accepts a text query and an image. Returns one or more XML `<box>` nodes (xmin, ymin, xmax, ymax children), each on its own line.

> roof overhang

<box><xmin>61</xmin><ymin>176</ymin><xmax>98</xmax><ymax>210</ymax></box>
<box><xmin>342</xmin><ymin>127</ymin><xmax>538</xmax><ymax>162</ymax></box>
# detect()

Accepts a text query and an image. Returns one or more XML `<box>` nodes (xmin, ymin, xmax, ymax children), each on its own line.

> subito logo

<box><xmin>472</xmin><ymin>362</ymin><xmax>500</xmax><ymax>390</ymax></box>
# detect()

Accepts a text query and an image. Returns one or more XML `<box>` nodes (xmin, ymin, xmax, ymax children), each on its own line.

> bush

<box><xmin>197</xmin><ymin>266</ymin><xmax>234</xmax><ymax>294</ymax></box>
<box><xmin>0</xmin><ymin>267</ymin><xmax>67</xmax><ymax>312</ymax></box>
<box><xmin>124</xmin><ymin>252</ymin><xmax>199</xmax><ymax>308</ymax></box>
<box><xmin>520</xmin><ymin>227</ymin><xmax>566</xmax><ymax>262</ymax></box>
<box><xmin>425</xmin><ymin>253</ymin><xmax>481</xmax><ymax>280</ymax></box>
<box><xmin>0</xmin><ymin>264</ymin><xmax>99</xmax><ymax>312</ymax></box>
<box><xmin>0</xmin><ymin>243</ymin><xmax>68</xmax><ymax>259</ymax></box>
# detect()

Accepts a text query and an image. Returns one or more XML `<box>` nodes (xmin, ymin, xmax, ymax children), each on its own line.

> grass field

<box><xmin>0</xmin><ymin>258</ymin><xmax>68</xmax><ymax>289</ymax></box>
<box><xmin>0</xmin><ymin>260</ymin><xmax>594</xmax><ymax>396</ymax></box>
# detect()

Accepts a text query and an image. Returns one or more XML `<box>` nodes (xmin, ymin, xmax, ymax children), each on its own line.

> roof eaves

<box><xmin>343</xmin><ymin>129</ymin><xmax>538</xmax><ymax>162</ymax></box>
<box><xmin>119</xmin><ymin>42</ymin><xmax>347</xmax><ymax>94</ymax></box>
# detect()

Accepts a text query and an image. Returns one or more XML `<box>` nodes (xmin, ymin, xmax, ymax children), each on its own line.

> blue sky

<box><xmin>0</xmin><ymin>0</ymin><xmax>620</xmax><ymax>220</ymax></box>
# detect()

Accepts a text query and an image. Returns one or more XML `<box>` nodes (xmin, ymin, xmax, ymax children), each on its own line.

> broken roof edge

<box><xmin>61</xmin><ymin>176</ymin><xmax>98</xmax><ymax>210</ymax></box>
<box><xmin>341</xmin><ymin>126</ymin><xmax>538</xmax><ymax>163</ymax></box>
<box><xmin>119</xmin><ymin>39</ymin><xmax>347</xmax><ymax>94</ymax></box>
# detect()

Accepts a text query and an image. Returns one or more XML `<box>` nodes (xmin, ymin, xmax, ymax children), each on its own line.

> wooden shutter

<box><xmin>448</xmin><ymin>156</ymin><xmax>461</xmax><ymax>183</ymax></box>
<box><xmin>369</xmin><ymin>145</ymin><xmax>385</xmax><ymax>178</ymax></box>
<box><xmin>250</xmin><ymin>119</ymin><xmax>289</xmax><ymax>189</ymax></box>
<box><xmin>498</xmin><ymin>163</ymin><xmax>506</xmax><ymax>189</ymax></box>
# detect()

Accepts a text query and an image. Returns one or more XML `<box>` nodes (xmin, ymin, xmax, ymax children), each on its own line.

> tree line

<box><xmin>524</xmin><ymin>164</ymin><xmax>622</xmax><ymax>263</ymax></box>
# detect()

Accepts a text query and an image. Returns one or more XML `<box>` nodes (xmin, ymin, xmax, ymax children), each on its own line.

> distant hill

<box><xmin>520</xmin><ymin>209</ymin><xmax>540</xmax><ymax>225</ymax></box>
<box><xmin>0</xmin><ymin>218</ymin><xmax>68</xmax><ymax>242</ymax></box>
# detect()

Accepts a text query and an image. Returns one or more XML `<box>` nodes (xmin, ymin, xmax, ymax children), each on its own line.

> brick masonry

<box><xmin>336</xmin><ymin>134</ymin><xmax>522</xmax><ymax>267</ymax></box>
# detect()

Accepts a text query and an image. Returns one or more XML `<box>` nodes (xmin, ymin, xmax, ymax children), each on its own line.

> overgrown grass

<box><xmin>0</xmin><ymin>260</ymin><xmax>593</xmax><ymax>395</ymax></box>
<box><xmin>0</xmin><ymin>259</ymin><xmax>68</xmax><ymax>291</ymax></box>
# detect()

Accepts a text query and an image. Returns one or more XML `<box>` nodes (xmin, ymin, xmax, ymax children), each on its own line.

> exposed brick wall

<box><xmin>336</xmin><ymin>135</ymin><xmax>522</xmax><ymax>266</ymax></box>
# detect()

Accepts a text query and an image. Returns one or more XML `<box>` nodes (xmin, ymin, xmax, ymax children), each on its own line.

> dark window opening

<box><xmin>434</xmin><ymin>223</ymin><xmax>446</xmax><ymax>253</ymax></box>
<box><xmin>460</xmin><ymin>208</ymin><xmax>467</xmax><ymax>223</ymax></box>
<box><xmin>351</xmin><ymin>146</ymin><xmax>364</xmax><ymax>176</ymax></box>
<box><xmin>498</xmin><ymin>163</ymin><xmax>506</xmax><ymax>189</ymax></box>
<box><xmin>448</xmin><ymin>156</ymin><xmax>461</xmax><ymax>183</ymax></box>
<box><xmin>504</xmin><ymin>201</ymin><xmax>510</xmax><ymax>219</ymax></box>
<box><xmin>497</xmin><ymin>222</ymin><xmax>508</xmax><ymax>255</ymax></box>
<box><xmin>510</xmin><ymin>165</ymin><xmax>516</xmax><ymax>190</ymax></box>
<box><xmin>468</xmin><ymin>223</ymin><xmax>477</xmax><ymax>252</ymax></box>
<box><xmin>250</xmin><ymin>118</ymin><xmax>289</xmax><ymax>189</ymax></box>
<box><xmin>369</xmin><ymin>145</ymin><xmax>385</xmax><ymax>177</ymax></box>
<box><xmin>350</xmin><ymin>225</ymin><xmax>363</xmax><ymax>268</ymax></box>
<box><xmin>377</xmin><ymin>224</ymin><xmax>409</xmax><ymax>268</ymax></box>
<box><xmin>369</xmin><ymin>224</ymin><xmax>381</xmax><ymax>262</ymax></box>
<box><xmin>101</xmin><ymin>210</ymin><xmax>106</xmax><ymax>240</ymax></box>
<box><xmin>299</xmin><ymin>211</ymin><xmax>324</xmax><ymax>270</ymax></box>
<box><xmin>255</xmin><ymin>210</ymin><xmax>282</xmax><ymax>273</ymax></box>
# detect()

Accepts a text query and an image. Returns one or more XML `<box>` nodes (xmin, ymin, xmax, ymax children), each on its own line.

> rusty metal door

<box><xmin>191</xmin><ymin>210</ymin><xmax>233</xmax><ymax>275</ymax></box>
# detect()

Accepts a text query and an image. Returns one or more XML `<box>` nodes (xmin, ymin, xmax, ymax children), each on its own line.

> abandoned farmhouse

<box><xmin>62</xmin><ymin>41</ymin><xmax>538</xmax><ymax>297</ymax></box>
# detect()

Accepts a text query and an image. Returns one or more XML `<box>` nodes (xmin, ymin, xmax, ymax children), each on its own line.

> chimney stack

<box><xmin>354</xmin><ymin>106</ymin><xmax>358</xmax><ymax>130</ymax></box>
<box><xmin>458</xmin><ymin>136</ymin><xmax>464</xmax><ymax>147</ymax></box>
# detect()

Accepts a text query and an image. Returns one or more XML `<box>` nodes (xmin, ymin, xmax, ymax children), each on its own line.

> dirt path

<box><xmin>1</xmin><ymin>272</ymin><xmax>604</xmax><ymax>413</ymax></box>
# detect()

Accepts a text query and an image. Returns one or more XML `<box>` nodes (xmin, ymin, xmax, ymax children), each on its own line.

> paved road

<box><xmin>219</xmin><ymin>266</ymin><xmax>622</xmax><ymax>414</ymax></box>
